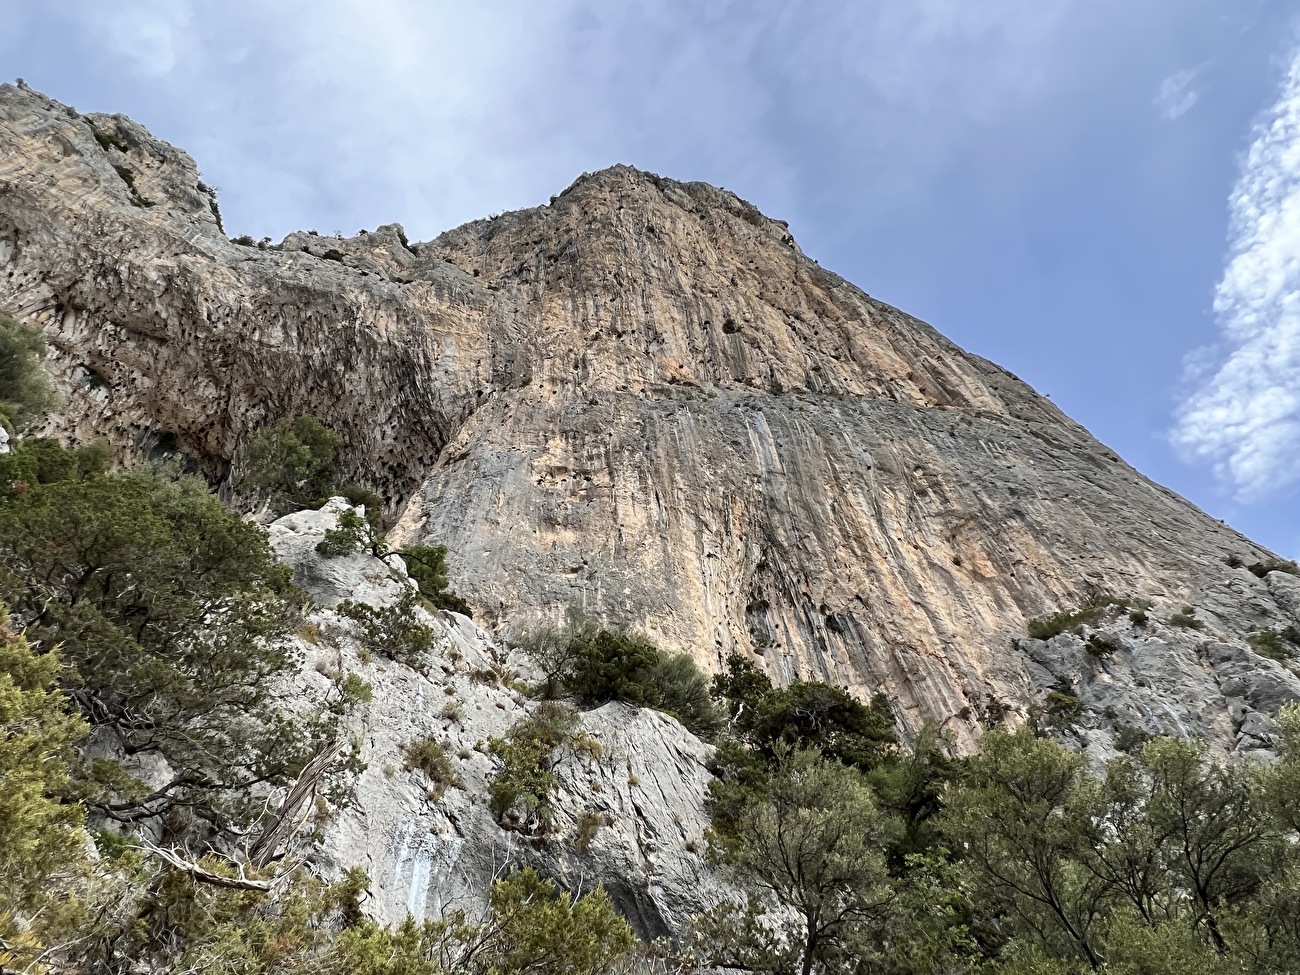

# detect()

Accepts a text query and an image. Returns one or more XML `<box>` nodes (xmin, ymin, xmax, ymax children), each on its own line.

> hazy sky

<box><xmin>5</xmin><ymin>1</ymin><xmax>1300</xmax><ymax>557</ymax></box>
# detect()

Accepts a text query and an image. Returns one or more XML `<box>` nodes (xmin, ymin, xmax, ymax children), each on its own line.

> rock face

<box><xmin>2</xmin><ymin>83</ymin><xmax>1298</xmax><ymax>755</ymax></box>
<box><xmin>267</xmin><ymin>502</ymin><xmax>726</xmax><ymax>937</ymax></box>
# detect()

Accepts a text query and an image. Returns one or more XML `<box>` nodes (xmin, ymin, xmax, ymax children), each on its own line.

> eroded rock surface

<box><xmin>2</xmin><ymin>83</ymin><xmax>1295</xmax><ymax>751</ymax></box>
<box><xmin>270</xmin><ymin>502</ymin><xmax>726</xmax><ymax>936</ymax></box>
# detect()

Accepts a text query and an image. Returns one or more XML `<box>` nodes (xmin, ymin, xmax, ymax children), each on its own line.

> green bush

<box><xmin>316</xmin><ymin>508</ymin><xmax>369</xmax><ymax>557</ymax></box>
<box><xmin>0</xmin><ymin>315</ymin><xmax>55</xmax><ymax>433</ymax></box>
<box><xmin>487</xmin><ymin>701</ymin><xmax>586</xmax><ymax>830</ymax></box>
<box><xmin>548</xmin><ymin>612</ymin><xmax>721</xmax><ymax>738</ymax></box>
<box><xmin>511</xmin><ymin>609</ymin><xmax>720</xmax><ymax>737</ymax></box>
<box><xmin>711</xmin><ymin>652</ymin><xmax>896</xmax><ymax>772</ymax></box>
<box><xmin>338</xmin><ymin>483</ymin><xmax>385</xmax><ymax>531</ymax></box>
<box><xmin>397</xmin><ymin>544</ymin><xmax>472</xmax><ymax>616</ymax></box>
<box><xmin>1249</xmin><ymin>630</ymin><xmax>1295</xmax><ymax>661</ymax></box>
<box><xmin>1168</xmin><ymin>605</ymin><xmax>1204</xmax><ymax>630</ymax></box>
<box><xmin>403</xmin><ymin>736</ymin><xmax>461</xmax><ymax>795</ymax></box>
<box><xmin>1247</xmin><ymin>558</ymin><xmax>1300</xmax><ymax>579</ymax></box>
<box><xmin>239</xmin><ymin>414</ymin><xmax>342</xmax><ymax>512</ymax></box>
<box><xmin>0</xmin><ymin>439</ymin><xmax>320</xmax><ymax>829</ymax></box>
<box><xmin>1026</xmin><ymin>593</ymin><xmax>1132</xmax><ymax>640</ymax></box>
<box><xmin>0</xmin><ymin>606</ymin><xmax>88</xmax><ymax>920</ymax></box>
<box><xmin>338</xmin><ymin>590</ymin><xmax>435</xmax><ymax>668</ymax></box>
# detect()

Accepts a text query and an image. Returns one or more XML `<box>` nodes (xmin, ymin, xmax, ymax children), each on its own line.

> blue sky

<box><xmin>4</xmin><ymin>1</ymin><xmax>1300</xmax><ymax>557</ymax></box>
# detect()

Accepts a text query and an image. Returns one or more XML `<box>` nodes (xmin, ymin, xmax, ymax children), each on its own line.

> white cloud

<box><xmin>24</xmin><ymin>0</ymin><xmax>1092</xmax><ymax>243</ymax></box>
<box><xmin>1173</xmin><ymin>41</ymin><xmax>1300</xmax><ymax>500</ymax></box>
<box><xmin>89</xmin><ymin>0</ymin><xmax>194</xmax><ymax>77</ymax></box>
<box><xmin>1154</xmin><ymin>65</ymin><xmax>1207</xmax><ymax>120</ymax></box>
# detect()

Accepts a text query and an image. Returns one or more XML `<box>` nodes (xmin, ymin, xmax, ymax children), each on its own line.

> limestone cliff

<box><xmin>2</xmin><ymin>82</ymin><xmax>1297</xmax><ymax>754</ymax></box>
<box><xmin>267</xmin><ymin>501</ymin><xmax>723</xmax><ymax>938</ymax></box>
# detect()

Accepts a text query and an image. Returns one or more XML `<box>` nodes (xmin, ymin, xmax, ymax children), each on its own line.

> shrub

<box><xmin>337</xmin><ymin>483</ymin><xmax>385</xmax><ymax>530</ymax></box>
<box><xmin>0</xmin><ymin>315</ymin><xmax>55</xmax><ymax>433</ymax></box>
<box><xmin>509</xmin><ymin>607</ymin><xmax>593</xmax><ymax>699</ymax></box>
<box><xmin>397</xmin><ymin>544</ymin><xmax>471</xmax><ymax>616</ymax></box>
<box><xmin>239</xmin><ymin>414</ymin><xmax>342</xmax><ymax>512</ymax></box>
<box><xmin>403</xmin><ymin>736</ymin><xmax>461</xmax><ymax>794</ymax></box>
<box><xmin>232</xmin><ymin>234</ymin><xmax>256</xmax><ymax>247</ymax></box>
<box><xmin>1085</xmin><ymin>634</ymin><xmax>1121</xmax><ymax>658</ymax></box>
<box><xmin>487</xmin><ymin>702</ymin><xmax>589</xmax><ymax>830</ymax></box>
<box><xmin>1038</xmin><ymin>690</ymin><xmax>1084</xmax><ymax>733</ymax></box>
<box><xmin>572</xmin><ymin>811</ymin><xmax>606</xmax><ymax>852</ymax></box>
<box><xmin>1113</xmin><ymin>722</ymin><xmax>1152</xmax><ymax>754</ymax></box>
<box><xmin>1249</xmin><ymin>630</ymin><xmax>1295</xmax><ymax>662</ymax></box>
<box><xmin>972</xmin><ymin>693</ymin><xmax>1014</xmax><ymax>728</ymax></box>
<box><xmin>1247</xmin><ymin>558</ymin><xmax>1300</xmax><ymax>579</ymax></box>
<box><xmin>0</xmin><ymin>443</ymin><xmax>320</xmax><ymax>830</ymax></box>
<box><xmin>1168</xmin><ymin>606</ymin><xmax>1204</xmax><ymax>630</ymax></box>
<box><xmin>439</xmin><ymin>701</ymin><xmax>464</xmax><ymax>723</ymax></box>
<box><xmin>566</xmin><ymin>616</ymin><xmax>722</xmax><ymax>739</ymax></box>
<box><xmin>338</xmin><ymin>590</ymin><xmax>435</xmax><ymax>668</ymax></box>
<box><xmin>711</xmin><ymin>653</ymin><xmax>897</xmax><ymax>772</ymax></box>
<box><xmin>316</xmin><ymin>508</ymin><xmax>369</xmax><ymax>557</ymax></box>
<box><xmin>0</xmin><ymin>606</ymin><xmax>88</xmax><ymax>917</ymax></box>
<box><xmin>645</xmin><ymin>653</ymin><xmax>724</xmax><ymax>737</ymax></box>
<box><xmin>1026</xmin><ymin>593</ymin><xmax>1129</xmax><ymax>640</ymax></box>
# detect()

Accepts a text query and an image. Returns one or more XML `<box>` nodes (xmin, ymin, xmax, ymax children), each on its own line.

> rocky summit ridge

<box><xmin>2</xmin><ymin>81</ymin><xmax>1298</xmax><ymax>758</ymax></box>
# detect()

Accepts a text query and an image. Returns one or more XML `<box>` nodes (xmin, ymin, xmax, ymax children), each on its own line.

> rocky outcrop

<box><xmin>270</xmin><ymin>502</ymin><xmax>726</xmax><ymax>936</ymax></box>
<box><xmin>1</xmin><ymin>83</ymin><xmax>1295</xmax><ymax>752</ymax></box>
<box><xmin>1012</xmin><ymin>566</ymin><xmax>1300</xmax><ymax>762</ymax></box>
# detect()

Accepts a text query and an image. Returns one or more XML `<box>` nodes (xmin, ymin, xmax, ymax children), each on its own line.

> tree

<box><xmin>0</xmin><ymin>606</ymin><xmax>88</xmax><ymax>924</ymax></box>
<box><xmin>707</xmin><ymin>748</ymin><xmax>897</xmax><ymax>975</ymax></box>
<box><xmin>567</xmin><ymin>626</ymin><xmax>663</xmax><ymax>708</ymax></box>
<box><xmin>646</xmin><ymin>652</ymin><xmax>724</xmax><ymax>740</ymax></box>
<box><xmin>0</xmin><ymin>315</ymin><xmax>55</xmax><ymax>433</ymax></box>
<box><xmin>398</xmin><ymin>544</ymin><xmax>472</xmax><ymax>616</ymax></box>
<box><xmin>711</xmin><ymin>650</ymin><xmax>774</xmax><ymax>721</ymax></box>
<box><xmin>939</xmin><ymin>727</ymin><xmax>1108</xmax><ymax>969</ymax></box>
<box><xmin>0</xmin><ymin>441</ymin><xmax>319</xmax><ymax>833</ymax></box>
<box><xmin>480</xmin><ymin>868</ymin><xmax>634</xmax><ymax>974</ymax></box>
<box><xmin>240</xmin><ymin>414</ymin><xmax>342</xmax><ymax>511</ymax></box>
<box><xmin>1135</xmin><ymin>737</ymin><xmax>1273</xmax><ymax>952</ymax></box>
<box><xmin>510</xmin><ymin>606</ymin><xmax>596</xmax><ymax>699</ymax></box>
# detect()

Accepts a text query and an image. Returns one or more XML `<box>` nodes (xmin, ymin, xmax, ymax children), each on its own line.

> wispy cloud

<box><xmin>5</xmin><ymin>0</ymin><xmax>1088</xmax><ymax>243</ymax></box>
<box><xmin>1154</xmin><ymin>64</ymin><xmax>1207</xmax><ymax>120</ymax></box>
<box><xmin>1173</xmin><ymin>41</ymin><xmax>1300</xmax><ymax>500</ymax></box>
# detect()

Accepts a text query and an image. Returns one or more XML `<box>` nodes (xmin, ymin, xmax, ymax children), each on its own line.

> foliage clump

<box><xmin>0</xmin><ymin>437</ymin><xmax>332</xmax><ymax>829</ymax></box>
<box><xmin>1168</xmin><ymin>605</ymin><xmax>1204</xmax><ymax>630</ymax></box>
<box><xmin>240</xmin><ymin>413</ymin><xmax>343</xmax><ymax>513</ymax></box>
<box><xmin>486</xmin><ymin>701</ymin><xmax>589</xmax><ymax>831</ymax></box>
<box><xmin>1247</xmin><ymin>557</ymin><xmax>1300</xmax><ymax>579</ymax></box>
<box><xmin>338</xmin><ymin>590</ymin><xmax>436</xmax><ymax>669</ymax></box>
<box><xmin>1248</xmin><ymin>629</ymin><xmax>1296</xmax><ymax>661</ymax></box>
<box><xmin>710</xmin><ymin>651</ymin><xmax>897</xmax><ymax>771</ymax></box>
<box><xmin>511</xmin><ymin>608</ymin><xmax>722</xmax><ymax>738</ymax></box>
<box><xmin>404</xmin><ymin>735</ymin><xmax>462</xmax><ymax>795</ymax></box>
<box><xmin>0</xmin><ymin>315</ymin><xmax>56</xmax><ymax>434</ymax></box>
<box><xmin>0</xmin><ymin>606</ymin><xmax>87</xmax><ymax>921</ymax></box>
<box><xmin>398</xmin><ymin>543</ymin><xmax>473</xmax><ymax>616</ymax></box>
<box><xmin>1026</xmin><ymin>593</ymin><xmax>1137</xmax><ymax>640</ymax></box>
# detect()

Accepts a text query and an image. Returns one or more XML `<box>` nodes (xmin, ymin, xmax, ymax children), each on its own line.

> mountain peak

<box><xmin>1</xmin><ymin>83</ymin><xmax>1294</xmax><ymax>757</ymax></box>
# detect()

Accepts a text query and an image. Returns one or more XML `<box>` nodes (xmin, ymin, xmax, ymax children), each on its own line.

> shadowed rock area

<box><xmin>2</xmin><ymin>82</ymin><xmax>1296</xmax><ymax>755</ymax></box>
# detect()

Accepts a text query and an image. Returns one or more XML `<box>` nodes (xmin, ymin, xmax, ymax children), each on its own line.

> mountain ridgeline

<box><xmin>1</xmin><ymin>79</ymin><xmax>1297</xmax><ymax>759</ymax></box>
<box><xmin>9</xmin><ymin>81</ymin><xmax>1300</xmax><ymax>975</ymax></box>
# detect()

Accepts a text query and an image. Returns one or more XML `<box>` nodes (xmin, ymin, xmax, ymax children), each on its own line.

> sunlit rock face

<box><xmin>3</xmin><ymin>82</ymin><xmax>1297</xmax><ymax>757</ymax></box>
